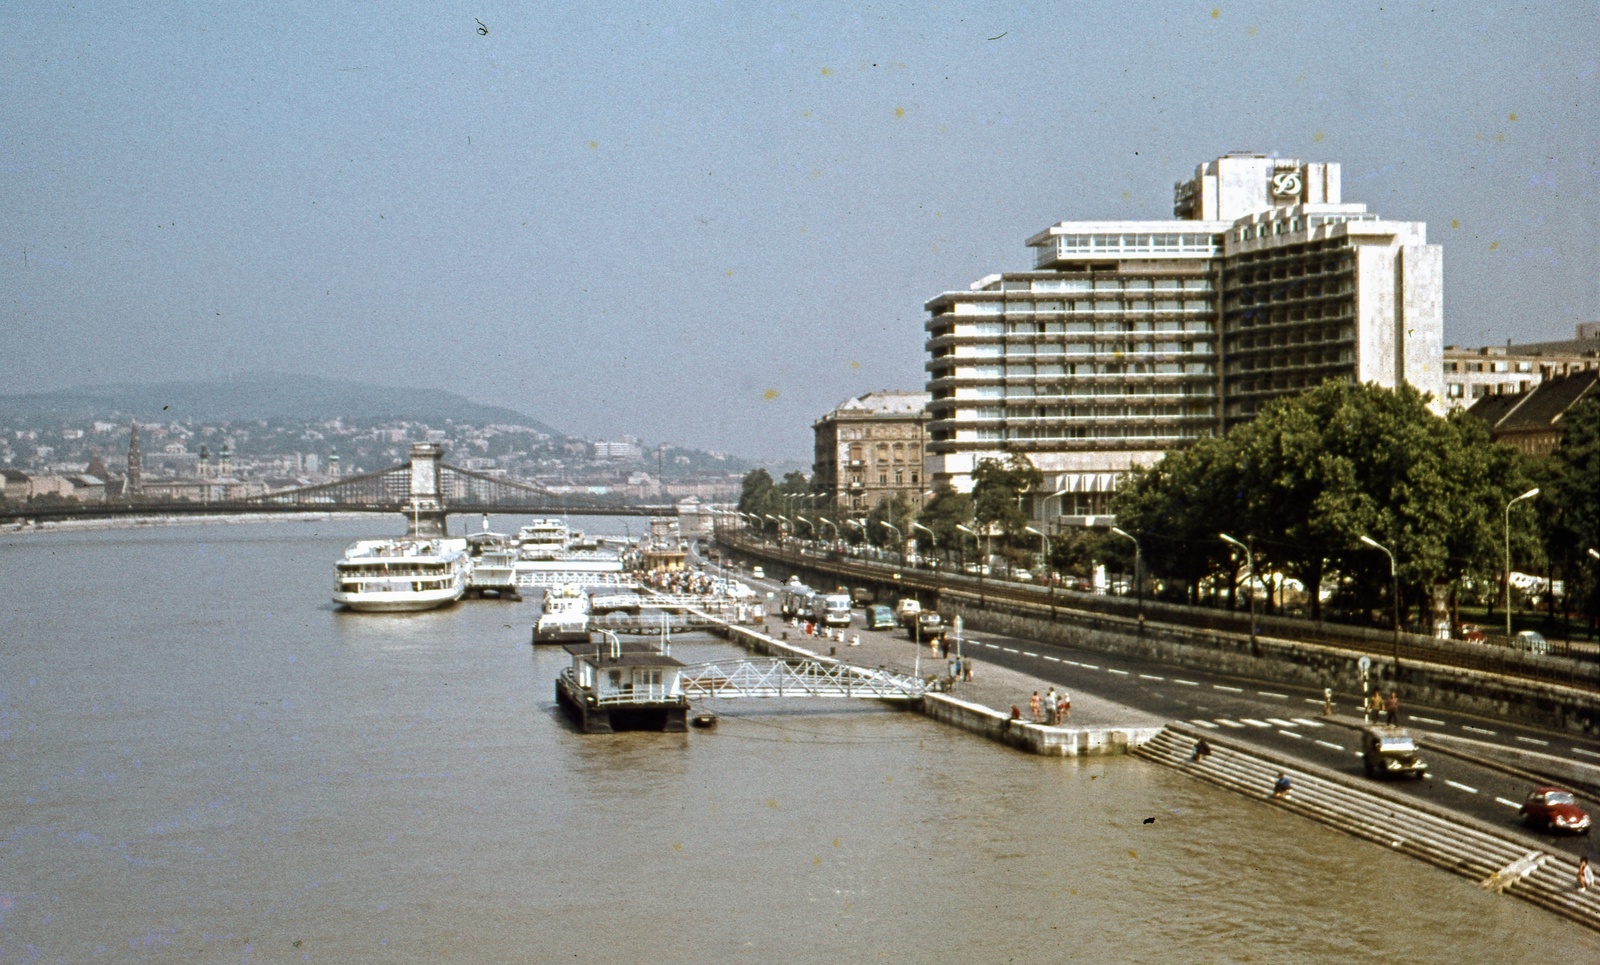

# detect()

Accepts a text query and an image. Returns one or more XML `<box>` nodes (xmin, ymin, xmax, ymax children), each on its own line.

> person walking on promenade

<box><xmin>1272</xmin><ymin>773</ymin><xmax>1292</xmax><ymax>798</ymax></box>
<box><xmin>1323</xmin><ymin>688</ymin><xmax>1333</xmax><ymax>717</ymax></box>
<box><xmin>1385</xmin><ymin>691</ymin><xmax>1400</xmax><ymax>726</ymax></box>
<box><xmin>1045</xmin><ymin>687</ymin><xmax>1058</xmax><ymax>725</ymax></box>
<box><xmin>1058</xmin><ymin>691</ymin><xmax>1070</xmax><ymax>721</ymax></box>
<box><xmin>1367</xmin><ymin>691</ymin><xmax>1384</xmax><ymax>722</ymax></box>
<box><xmin>963</xmin><ymin>659</ymin><xmax>973</xmax><ymax>682</ymax></box>
<box><xmin>1191</xmin><ymin>738</ymin><xmax>1212</xmax><ymax>763</ymax></box>
<box><xmin>1029</xmin><ymin>691</ymin><xmax>1042</xmax><ymax>723</ymax></box>
<box><xmin>1579</xmin><ymin>857</ymin><xmax>1594</xmax><ymax>892</ymax></box>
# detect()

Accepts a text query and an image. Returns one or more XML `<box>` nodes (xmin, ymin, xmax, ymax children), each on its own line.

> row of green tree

<box><xmin>735</xmin><ymin>381</ymin><xmax>1600</xmax><ymax>631</ymax></box>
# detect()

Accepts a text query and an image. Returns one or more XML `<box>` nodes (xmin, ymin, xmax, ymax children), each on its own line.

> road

<box><xmin>714</xmin><ymin>557</ymin><xmax>1600</xmax><ymax>857</ymax></box>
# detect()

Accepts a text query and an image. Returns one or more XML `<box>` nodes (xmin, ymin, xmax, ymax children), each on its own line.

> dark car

<box><xmin>1519</xmin><ymin>787</ymin><xmax>1592</xmax><ymax>834</ymax></box>
<box><xmin>910</xmin><ymin>610</ymin><xmax>944</xmax><ymax>641</ymax></box>
<box><xmin>866</xmin><ymin>605</ymin><xmax>896</xmax><ymax>631</ymax></box>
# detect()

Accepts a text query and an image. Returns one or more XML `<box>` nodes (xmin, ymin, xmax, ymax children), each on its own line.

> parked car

<box><xmin>866</xmin><ymin>605</ymin><xmax>896</xmax><ymax>631</ymax></box>
<box><xmin>1359</xmin><ymin>725</ymin><xmax>1427</xmax><ymax>779</ymax></box>
<box><xmin>1512</xmin><ymin>630</ymin><xmax>1549</xmax><ymax>654</ymax></box>
<box><xmin>910</xmin><ymin>610</ymin><xmax>944</xmax><ymax>641</ymax></box>
<box><xmin>750</xmin><ymin>566</ymin><xmax>765</xmax><ymax>579</ymax></box>
<box><xmin>1519</xmin><ymin>787</ymin><xmax>1592</xmax><ymax>834</ymax></box>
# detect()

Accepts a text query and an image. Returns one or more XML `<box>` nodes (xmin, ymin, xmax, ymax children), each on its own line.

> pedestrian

<box><xmin>1367</xmin><ymin>691</ymin><xmax>1384</xmax><ymax>721</ymax></box>
<box><xmin>964</xmin><ymin>660</ymin><xmax>973</xmax><ymax>682</ymax></box>
<box><xmin>1272</xmin><ymin>773</ymin><xmax>1292</xmax><ymax>798</ymax></box>
<box><xmin>1322</xmin><ymin>687</ymin><xmax>1333</xmax><ymax>717</ymax></box>
<box><xmin>1579</xmin><ymin>857</ymin><xmax>1594</xmax><ymax>892</ymax></box>
<box><xmin>1385</xmin><ymin>691</ymin><xmax>1400</xmax><ymax>726</ymax></box>
<box><xmin>1191</xmin><ymin>738</ymin><xmax>1212</xmax><ymax>763</ymax></box>
<box><xmin>1029</xmin><ymin>691</ymin><xmax>1042</xmax><ymax>722</ymax></box>
<box><xmin>1045</xmin><ymin>687</ymin><xmax>1058</xmax><ymax>724</ymax></box>
<box><xmin>1058</xmin><ymin>691</ymin><xmax>1070</xmax><ymax>720</ymax></box>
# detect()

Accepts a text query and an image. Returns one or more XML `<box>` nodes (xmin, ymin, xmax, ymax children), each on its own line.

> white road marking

<box><xmin>1213</xmin><ymin>685</ymin><xmax>1243</xmax><ymax>693</ymax></box>
<box><xmin>983</xmin><ymin>643</ymin><xmax>998</xmax><ymax>649</ymax></box>
<box><xmin>1002</xmin><ymin>647</ymin><xmax>1019</xmax><ymax>653</ymax></box>
<box><xmin>1023</xmin><ymin>651</ymin><xmax>1039</xmax><ymax>657</ymax></box>
<box><xmin>1107</xmin><ymin>668</ymin><xmax>1130</xmax><ymax>676</ymax></box>
<box><xmin>1278</xmin><ymin>730</ymin><xmax>1304</xmax><ymax>740</ymax></box>
<box><xmin>1514</xmin><ymin>736</ymin><xmax>1549</xmax><ymax>746</ymax></box>
<box><xmin>1314</xmin><ymin>740</ymin><xmax>1346</xmax><ymax>751</ymax></box>
<box><xmin>1175</xmin><ymin>680</ymin><xmax>1199</xmax><ymax>687</ymax></box>
<box><xmin>1216</xmin><ymin>719</ymin><xmax>1246</xmax><ymax>729</ymax></box>
<box><xmin>1064</xmin><ymin>660</ymin><xmax>1082</xmax><ymax>666</ymax></box>
<box><xmin>1495</xmin><ymin>797</ymin><xmax>1522</xmax><ymax>809</ymax></box>
<box><xmin>1189</xmin><ymin>719</ymin><xmax>1219</xmax><ymax>729</ymax></box>
<box><xmin>1573</xmin><ymin>748</ymin><xmax>1600</xmax><ymax>760</ymax></box>
<box><xmin>1266</xmin><ymin>718</ymin><xmax>1297</xmax><ymax>727</ymax></box>
<box><xmin>1139</xmin><ymin>674</ymin><xmax>1164</xmax><ymax>681</ymax></box>
<box><xmin>1258</xmin><ymin>691</ymin><xmax>1289</xmax><ymax>699</ymax></box>
<box><xmin>1462</xmin><ymin>725</ymin><xmax>1497</xmax><ymax>736</ymax></box>
<box><xmin>1445</xmin><ymin>780</ymin><xmax>1479</xmax><ymax>794</ymax></box>
<box><xmin>1241</xmin><ymin>718</ymin><xmax>1271</xmax><ymax>728</ymax></box>
<box><xmin>1043</xmin><ymin>656</ymin><xmax>1061</xmax><ymax>662</ymax></box>
<box><xmin>1303</xmin><ymin>698</ymin><xmax>1325</xmax><ymax>705</ymax></box>
<box><xmin>1291</xmin><ymin>718</ymin><xmax>1325</xmax><ymax>728</ymax></box>
<box><xmin>1080</xmin><ymin>664</ymin><xmax>1099</xmax><ymax>670</ymax></box>
<box><xmin>1409</xmin><ymin>715</ymin><xmax>1445</xmax><ymax>725</ymax></box>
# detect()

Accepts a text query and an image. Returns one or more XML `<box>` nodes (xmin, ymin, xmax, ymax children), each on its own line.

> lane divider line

<box><xmin>1043</xmin><ymin>656</ymin><xmax>1061</xmax><ymax>662</ymax></box>
<box><xmin>1445</xmin><ymin>780</ymin><xmax>1479</xmax><ymax>794</ymax></box>
<box><xmin>1189</xmin><ymin>719</ymin><xmax>1219</xmax><ymax>728</ymax></box>
<box><xmin>1175</xmin><ymin>680</ymin><xmax>1199</xmax><ymax>686</ymax></box>
<box><xmin>1291</xmin><ymin>718</ymin><xmax>1325</xmax><ymax>728</ymax></box>
<box><xmin>1080</xmin><ymin>664</ymin><xmax>1099</xmax><ymax>670</ymax></box>
<box><xmin>1279</xmin><ymin>730</ymin><xmax>1304</xmax><ymax>740</ymax></box>
<box><xmin>1216</xmin><ymin>720</ymin><xmax>1245</xmax><ymax>729</ymax></box>
<box><xmin>1213</xmin><ymin>685</ymin><xmax>1243</xmax><ymax>693</ymax></box>
<box><xmin>1314</xmin><ymin>740</ymin><xmax>1346</xmax><ymax>751</ymax></box>
<box><xmin>1573</xmin><ymin>748</ymin><xmax>1600</xmax><ymax>760</ymax></box>
<box><xmin>1241</xmin><ymin>718</ymin><xmax>1271</xmax><ymax>728</ymax></box>
<box><xmin>1139</xmin><ymin>674</ymin><xmax>1164</xmax><ymax>681</ymax></box>
<box><xmin>1023</xmin><ymin>651</ymin><xmax>1039</xmax><ymax>657</ymax></box>
<box><xmin>1002</xmin><ymin>647</ymin><xmax>1019</xmax><ymax>653</ymax></box>
<box><xmin>1514</xmin><ymin>736</ymin><xmax>1549</xmax><ymax>746</ymax></box>
<box><xmin>1258</xmin><ymin>691</ymin><xmax>1289</xmax><ymax>699</ymax></box>
<box><xmin>1409</xmin><ymin>716</ymin><xmax>1445</xmax><ymax>725</ymax></box>
<box><xmin>1107</xmin><ymin>669</ymin><xmax>1130</xmax><ymax>676</ymax></box>
<box><xmin>1462</xmin><ymin>725</ymin><xmax>1497</xmax><ymax>735</ymax></box>
<box><xmin>1495</xmin><ymin>797</ymin><xmax>1522</xmax><ymax>809</ymax></box>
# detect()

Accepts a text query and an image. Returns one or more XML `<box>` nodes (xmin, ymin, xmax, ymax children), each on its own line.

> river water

<box><xmin>2</xmin><ymin>517</ymin><xmax>1595</xmax><ymax>963</ymax></box>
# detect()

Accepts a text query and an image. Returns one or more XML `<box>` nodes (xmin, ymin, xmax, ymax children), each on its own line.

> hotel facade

<box><xmin>923</xmin><ymin>153</ymin><xmax>1444</xmax><ymax>525</ymax></box>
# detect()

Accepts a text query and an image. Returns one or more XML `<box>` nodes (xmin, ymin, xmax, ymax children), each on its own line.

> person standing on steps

<box><xmin>1272</xmin><ymin>773</ymin><xmax>1292</xmax><ymax>798</ymax></box>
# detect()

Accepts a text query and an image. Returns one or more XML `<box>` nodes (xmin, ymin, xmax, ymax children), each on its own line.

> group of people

<box><xmin>640</xmin><ymin>567</ymin><xmax>722</xmax><ymax>595</ymax></box>
<box><xmin>1026</xmin><ymin>687</ymin><xmax>1071</xmax><ymax>725</ymax></box>
<box><xmin>1367</xmin><ymin>690</ymin><xmax>1402</xmax><ymax>725</ymax></box>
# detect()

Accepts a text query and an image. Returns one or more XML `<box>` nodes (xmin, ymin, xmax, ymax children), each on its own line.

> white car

<box><xmin>751</xmin><ymin>566</ymin><xmax>765</xmax><ymax>579</ymax></box>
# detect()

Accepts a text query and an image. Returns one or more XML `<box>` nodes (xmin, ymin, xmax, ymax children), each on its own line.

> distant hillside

<box><xmin>0</xmin><ymin>372</ymin><xmax>566</xmax><ymax>436</ymax></box>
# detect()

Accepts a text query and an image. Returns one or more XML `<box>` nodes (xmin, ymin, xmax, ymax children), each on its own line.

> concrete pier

<box><xmin>712</xmin><ymin>617</ymin><xmax>1165</xmax><ymax>756</ymax></box>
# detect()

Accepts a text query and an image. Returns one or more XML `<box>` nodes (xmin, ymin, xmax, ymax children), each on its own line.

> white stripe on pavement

<box><xmin>1002</xmin><ymin>648</ymin><xmax>1019</xmax><ymax>653</ymax></box>
<box><xmin>1258</xmin><ymin>691</ymin><xmax>1289</xmax><ymax>699</ymax></box>
<box><xmin>1314</xmin><ymin>740</ymin><xmax>1346</xmax><ymax>751</ymax></box>
<box><xmin>1291</xmin><ymin>718</ymin><xmax>1325</xmax><ymax>728</ymax></box>
<box><xmin>1514</xmin><ymin>736</ymin><xmax>1549</xmax><ymax>746</ymax></box>
<box><xmin>1107</xmin><ymin>668</ymin><xmax>1130</xmax><ymax>676</ymax></box>
<box><xmin>1081</xmin><ymin>664</ymin><xmax>1099</xmax><ymax>670</ymax></box>
<box><xmin>1462</xmin><ymin>725</ymin><xmax>1497</xmax><ymax>735</ymax></box>
<box><xmin>1573</xmin><ymin>748</ymin><xmax>1600</xmax><ymax>759</ymax></box>
<box><xmin>1495</xmin><ymin>797</ymin><xmax>1522</xmax><ymax>809</ymax></box>
<box><xmin>1266</xmin><ymin>718</ymin><xmax>1296</xmax><ymax>727</ymax></box>
<box><xmin>1213</xmin><ymin>685</ymin><xmax>1243</xmax><ymax>693</ymax></box>
<box><xmin>1175</xmin><ymin>680</ymin><xmax>1199</xmax><ymax>686</ymax></box>
<box><xmin>1278</xmin><ymin>730</ymin><xmax>1304</xmax><ymax>740</ymax></box>
<box><xmin>1216</xmin><ymin>719</ymin><xmax>1246</xmax><ymax>729</ymax></box>
<box><xmin>1189</xmin><ymin>719</ymin><xmax>1219</xmax><ymax>729</ymax></box>
<box><xmin>1241</xmin><ymin>718</ymin><xmax>1271</xmax><ymax>728</ymax></box>
<box><xmin>1409</xmin><ymin>716</ymin><xmax>1445</xmax><ymax>725</ymax></box>
<box><xmin>1043</xmin><ymin>656</ymin><xmax>1061</xmax><ymax>662</ymax></box>
<box><xmin>1445</xmin><ymin>780</ymin><xmax>1479</xmax><ymax>794</ymax></box>
<box><xmin>1139</xmin><ymin>674</ymin><xmax>1164</xmax><ymax>681</ymax></box>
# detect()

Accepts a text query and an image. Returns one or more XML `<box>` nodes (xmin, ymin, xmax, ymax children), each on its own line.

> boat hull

<box><xmin>334</xmin><ymin>587</ymin><xmax>464</xmax><ymax>612</ymax></box>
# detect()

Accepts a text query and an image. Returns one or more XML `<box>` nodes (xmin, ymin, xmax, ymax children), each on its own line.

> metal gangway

<box><xmin>677</xmin><ymin>659</ymin><xmax>933</xmax><ymax>701</ymax></box>
<box><xmin>515</xmin><ymin>570</ymin><xmax>638</xmax><ymax>588</ymax></box>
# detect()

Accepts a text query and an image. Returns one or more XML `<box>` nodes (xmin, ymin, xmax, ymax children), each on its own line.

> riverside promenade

<box><xmin>717</xmin><ymin>616</ymin><xmax>1167</xmax><ymax>756</ymax></box>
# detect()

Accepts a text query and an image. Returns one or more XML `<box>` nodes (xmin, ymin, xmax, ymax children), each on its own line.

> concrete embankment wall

<box><xmin>940</xmin><ymin>595</ymin><xmax>1600</xmax><ymax>737</ymax></box>
<box><xmin>713</xmin><ymin>622</ymin><xmax>1158</xmax><ymax>756</ymax></box>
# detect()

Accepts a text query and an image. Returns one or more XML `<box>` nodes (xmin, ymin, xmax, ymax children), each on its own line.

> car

<box><xmin>910</xmin><ymin>610</ymin><xmax>944</xmax><ymax>641</ymax></box>
<box><xmin>750</xmin><ymin>566</ymin><xmax>765</xmax><ymax>579</ymax></box>
<box><xmin>866</xmin><ymin>605</ymin><xmax>896</xmax><ymax>631</ymax></box>
<box><xmin>1512</xmin><ymin>630</ymin><xmax>1549</xmax><ymax>654</ymax></box>
<box><xmin>1519</xmin><ymin>787</ymin><xmax>1592</xmax><ymax>834</ymax></box>
<box><xmin>1359</xmin><ymin>725</ymin><xmax>1427</xmax><ymax>779</ymax></box>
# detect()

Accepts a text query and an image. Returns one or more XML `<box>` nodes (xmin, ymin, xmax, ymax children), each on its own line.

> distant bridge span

<box><xmin>2</xmin><ymin>443</ymin><xmax>680</xmax><ymax>529</ymax></box>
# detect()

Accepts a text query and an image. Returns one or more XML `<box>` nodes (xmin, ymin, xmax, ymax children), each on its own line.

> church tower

<box><xmin>123</xmin><ymin>421</ymin><xmax>142</xmax><ymax>496</ymax></box>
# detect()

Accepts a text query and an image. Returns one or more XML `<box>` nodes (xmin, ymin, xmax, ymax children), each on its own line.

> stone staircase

<box><xmin>1136</xmin><ymin>724</ymin><xmax>1600</xmax><ymax>932</ymax></box>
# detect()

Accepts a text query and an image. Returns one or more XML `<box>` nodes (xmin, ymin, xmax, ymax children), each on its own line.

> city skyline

<box><xmin>4</xmin><ymin>2</ymin><xmax>1596</xmax><ymax>461</ymax></box>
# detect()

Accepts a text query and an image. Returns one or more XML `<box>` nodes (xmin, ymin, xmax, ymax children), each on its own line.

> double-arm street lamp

<box><xmin>1110</xmin><ymin>526</ymin><xmax>1143</xmax><ymax>621</ymax></box>
<box><xmin>880</xmin><ymin>521</ymin><xmax>903</xmax><ymax>561</ymax></box>
<box><xmin>1023</xmin><ymin>525</ymin><xmax>1049</xmax><ymax>574</ymax></box>
<box><xmin>1359</xmin><ymin>534</ymin><xmax>1400</xmax><ymax>665</ymax></box>
<box><xmin>1504</xmin><ymin>487</ymin><xmax>1540</xmax><ymax>639</ymax></box>
<box><xmin>1219</xmin><ymin>533</ymin><xmax>1257</xmax><ymax>649</ymax></box>
<box><xmin>911</xmin><ymin>522</ymin><xmax>937</xmax><ymax>569</ymax></box>
<box><xmin>955</xmin><ymin>523</ymin><xmax>985</xmax><ymax>603</ymax></box>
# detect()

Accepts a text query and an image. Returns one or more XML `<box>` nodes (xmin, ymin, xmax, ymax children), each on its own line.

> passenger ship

<box><xmin>515</xmin><ymin>518</ymin><xmax>571</xmax><ymax>560</ymax></box>
<box><xmin>333</xmin><ymin>538</ymin><xmax>471</xmax><ymax>612</ymax></box>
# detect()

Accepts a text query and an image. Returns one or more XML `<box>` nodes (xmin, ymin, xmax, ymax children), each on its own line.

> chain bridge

<box><xmin>677</xmin><ymin>658</ymin><xmax>934</xmax><ymax>701</ymax></box>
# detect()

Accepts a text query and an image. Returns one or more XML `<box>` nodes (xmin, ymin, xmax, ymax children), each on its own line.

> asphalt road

<box><xmin>710</xmin><ymin>556</ymin><xmax>1600</xmax><ymax>858</ymax></box>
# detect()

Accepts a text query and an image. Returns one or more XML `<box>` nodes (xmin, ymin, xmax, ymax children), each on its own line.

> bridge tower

<box><xmin>405</xmin><ymin>442</ymin><xmax>450</xmax><ymax>537</ymax></box>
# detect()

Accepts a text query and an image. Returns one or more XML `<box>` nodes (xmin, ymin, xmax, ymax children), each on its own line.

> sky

<box><xmin>3</xmin><ymin>1</ymin><xmax>1596</xmax><ymax>462</ymax></box>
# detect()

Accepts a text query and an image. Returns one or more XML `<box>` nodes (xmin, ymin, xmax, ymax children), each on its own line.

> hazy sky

<box><xmin>4</xmin><ymin>2</ymin><xmax>1596</xmax><ymax>461</ymax></box>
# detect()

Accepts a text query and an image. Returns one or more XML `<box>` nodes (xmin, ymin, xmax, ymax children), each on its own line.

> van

<box><xmin>1360</xmin><ymin>725</ymin><xmax>1427</xmax><ymax>779</ymax></box>
<box><xmin>895</xmin><ymin>598</ymin><xmax>922</xmax><ymax>628</ymax></box>
<box><xmin>811</xmin><ymin>593</ymin><xmax>853</xmax><ymax>627</ymax></box>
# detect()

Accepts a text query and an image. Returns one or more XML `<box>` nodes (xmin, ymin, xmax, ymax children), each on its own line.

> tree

<box><xmin>865</xmin><ymin>492</ymin><xmax>915</xmax><ymax>549</ymax></box>
<box><xmin>916</xmin><ymin>485</ymin><xmax>975</xmax><ymax>563</ymax></box>
<box><xmin>971</xmin><ymin>454</ymin><xmax>1042</xmax><ymax>548</ymax></box>
<box><xmin>1544</xmin><ymin>397</ymin><xmax>1600</xmax><ymax>632</ymax></box>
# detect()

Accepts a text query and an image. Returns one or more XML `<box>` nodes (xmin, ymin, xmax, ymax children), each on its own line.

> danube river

<box><xmin>3</xmin><ymin>518</ymin><xmax>1595</xmax><ymax>962</ymax></box>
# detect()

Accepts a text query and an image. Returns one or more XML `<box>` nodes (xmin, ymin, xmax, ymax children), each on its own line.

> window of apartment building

<box><xmin>879</xmin><ymin>474</ymin><xmax>888</xmax><ymax>485</ymax></box>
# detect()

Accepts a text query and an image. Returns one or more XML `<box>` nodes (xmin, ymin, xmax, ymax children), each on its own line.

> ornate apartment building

<box><xmin>813</xmin><ymin>391</ymin><xmax>931</xmax><ymax>515</ymax></box>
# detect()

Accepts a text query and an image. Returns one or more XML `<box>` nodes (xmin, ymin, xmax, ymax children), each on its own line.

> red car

<box><xmin>1519</xmin><ymin>787</ymin><xmax>1592</xmax><ymax>834</ymax></box>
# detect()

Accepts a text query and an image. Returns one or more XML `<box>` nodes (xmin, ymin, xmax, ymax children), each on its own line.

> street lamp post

<box><xmin>1360</xmin><ymin>534</ymin><xmax>1400</xmax><ymax>666</ymax></box>
<box><xmin>1219</xmin><ymin>533</ymin><xmax>1257</xmax><ymax>650</ymax></box>
<box><xmin>955</xmin><ymin>523</ymin><xmax>984</xmax><ymax>604</ymax></box>
<box><xmin>1110</xmin><ymin>526</ymin><xmax>1143</xmax><ymax>622</ymax></box>
<box><xmin>1504</xmin><ymin>487</ymin><xmax>1540</xmax><ymax>640</ymax></box>
<box><xmin>911</xmin><ymin>522</ymin><xmax>937</xmax><ymax>569</ymax></box>
<box><xmin>880</xmin><ymin>521</ymin><xmax>903</xmax><ymax>563</ymax></box>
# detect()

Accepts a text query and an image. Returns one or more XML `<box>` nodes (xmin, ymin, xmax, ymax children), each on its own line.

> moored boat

<box><xmin>333</xmin><ymin>538</ymin><xmax>470</xmax><ymax>612</ymax></box>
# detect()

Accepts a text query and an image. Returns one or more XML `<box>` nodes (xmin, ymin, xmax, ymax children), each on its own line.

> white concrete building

<box><xmin>923</xmin><ymin>153</ymin><xmax>1444</xmax><ymax>525</ymax></box>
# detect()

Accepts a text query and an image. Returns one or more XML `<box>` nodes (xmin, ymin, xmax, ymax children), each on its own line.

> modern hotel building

<box><xmin>923</xmin><ymin>153</ymin><xmax>1444</xmax><ymax>525</ymax></box>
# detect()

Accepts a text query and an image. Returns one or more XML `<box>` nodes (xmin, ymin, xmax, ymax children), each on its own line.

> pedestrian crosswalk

<box><xmin>1192</xmin><ymin>715</ymin><xmax>1338</xmax><ymax>736</ymax></box>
